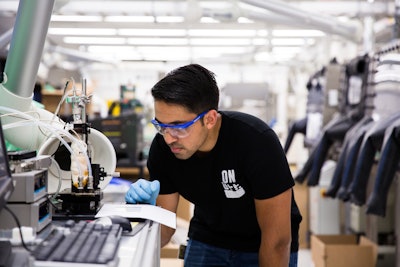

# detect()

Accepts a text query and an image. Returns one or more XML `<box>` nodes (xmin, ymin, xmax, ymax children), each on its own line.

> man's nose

<box><xmin>163</xmin><ymin>129</ymin><xmax>178</xmax><ymax>144</ymax></box>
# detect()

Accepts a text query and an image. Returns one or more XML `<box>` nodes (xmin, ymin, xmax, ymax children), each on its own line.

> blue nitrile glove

<box><xmin>125</xmin><ymin>179</ymin><xmax>160</xmax><ymax>205</ymax></box>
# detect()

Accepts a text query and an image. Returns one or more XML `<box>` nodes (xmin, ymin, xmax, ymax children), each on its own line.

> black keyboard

<box><xmin>32</xmin><ymin>220</ymin><xmax>122</xmax><ymax>266</ymax></box>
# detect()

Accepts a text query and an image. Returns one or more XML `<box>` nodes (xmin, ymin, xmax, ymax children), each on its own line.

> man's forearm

<box><xmin>258</xmin><ymin>242</ymin><xmax>290</xmax><ymax>267</ymax></box>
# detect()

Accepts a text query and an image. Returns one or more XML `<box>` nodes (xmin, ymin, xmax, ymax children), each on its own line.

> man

<box><xmin>125</xmin><ymin>64</ymin><xmax>302</xmax><ymax>267</ymax></box>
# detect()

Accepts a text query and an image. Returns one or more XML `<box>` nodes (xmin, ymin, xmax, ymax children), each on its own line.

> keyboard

<box><xmin>32</xmin><ymin>220</ymin><xmax>122</xmax><ymax>267</ymax></box>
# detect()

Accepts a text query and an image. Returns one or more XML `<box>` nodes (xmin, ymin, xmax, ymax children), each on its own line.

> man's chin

<box><xmin>173</xmin><ymin>150</ymin><xmax>194</xmax><ymax>160</ymax></box>
<box><xmin>174</xmin><ymin>153</ymin><xmax>189</xmax><ymax>160</ymax></box>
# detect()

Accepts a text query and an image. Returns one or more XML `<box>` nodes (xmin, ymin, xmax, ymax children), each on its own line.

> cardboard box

<box><xmin>161</xmin><ymin>243</ymin><xmax>180</xmax><ymax>258</ymax></box>
<box><xmin>293</xmin><ymin>181</ymin><xmax>309</xmax><ymax>248</ymax></box>
<box><xmin>311</xmin><ymin>235</ymin><xmax>377</xmax><ymax>267</ymax></box>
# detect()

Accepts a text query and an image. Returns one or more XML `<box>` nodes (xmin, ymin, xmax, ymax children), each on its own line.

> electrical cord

<box><xmin>3</xmin><ymin>205</ymin><xmax>33</xmax><ymax>253</ymax></box>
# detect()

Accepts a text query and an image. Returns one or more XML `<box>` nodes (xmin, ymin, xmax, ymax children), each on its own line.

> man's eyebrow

<box><xmin>154</xmin><ymin>117</ymin><xmax>186</xmax><ymax>125</ymax></box>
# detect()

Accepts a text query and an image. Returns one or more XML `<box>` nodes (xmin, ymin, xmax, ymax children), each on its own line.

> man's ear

<box><xmin>205</xmin><ymin>109</ymin><xmax>218</xmax><ymax>129</ymax></box>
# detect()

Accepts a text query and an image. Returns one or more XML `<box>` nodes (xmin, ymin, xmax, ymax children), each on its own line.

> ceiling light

<box><xmin>86</xmin><ymin>46</ymin><xmax>142</xmax><ymax>60</ymax></box>
<box><xmin>104</xmin><ymin>16</ymin><xmax>154</xmax><ymax>23</ymax></box>
<box><xmin>252</xmin><ymin>38</ymin><xmax>268</xmax><ymax>45</ymax></box>
<box><xmin>191</xmin><ymin>46</ymin><xmax>249</xmax><ymax>55</ymax></box>
<box><xmin>51</xmin><ymin>15</ymin><xmax>102</xmax><ymax>22</ymax></box>
<box><xmin>257</xmin><ymin>30</ymin><xmax>268</xmax><ymax>37</ymax></box>
<box><xmin>254</xmin><ymin>52</ymin><xmax>270</xmax><ymax>61</ymax></box>
<box><xmin>63</xmin><ymin>37</ymin><xmax>126</xmax><ymax>45</ymax></box>
<box><xmin>271</xmin><ymin>38</ymin><xmax>309</xmax><ymax>46</ymax></box>
<box><xmin>48</xmin><ymin>28</ymin><xmax>117</xmax><ymax>35</ymax></box>
<box><xmin>118</xmin><ymin>29</ymin><xmax>187</xmax><ymax>36</ymax></box>
<box><xmin>189</xmin><ymin>38</ymin><xmax>253</xmax><ymax>46</ymax></box>
<box><xmin>199</xmin><ymin>17</ymin><xmax>219</xmax><ymax>23</ymax></box>
<box><xmin>84</xmin><ymin>46</ymin><xmax>255</xmax><ymax>61</ymax></box>
<box><xmin>272</xmin><ymin>47</ymin><xmax>301</xmax><ymax>54</ymax></box>
<box><xmin>237</xmin><ymin>17</ymin><xmax>254</xmax><ymax>23</ymax></box>
<box><xmin>156</xmin><ymin>16</ymin><xmax>184</xmax><ymax>23</ymax></box>
<box><xmin>128</xmin><ymin>38</ymin><xmax>189</xmax><ymax>45</ymax></box>
<box><xmin>137</xmin><ymin>46</ymin><xmax>189</xmax><ymax>53</ymax></box>
<box><xmin>272</xmin><ymin>29</ymin><xmax>325</xmax><ymax>37</ymax></box>
<box><xmin>138</xmin><ymin>47</ymin><xmax>190</xmax><ymax>61</ymax></box>
<box><xmin>188</xmin><ymin>29</ymin><xmax>257</xmax><ymax>37</ymax></box>
<box><xmin>87</xmin><ymin>46</ymin><xmax>136</xmax><ymax>53</ymax></box>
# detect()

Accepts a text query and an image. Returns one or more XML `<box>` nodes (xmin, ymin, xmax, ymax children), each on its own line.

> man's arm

<box><xmin>156</xmin><ymin>192</ymin><xmax>180</xmax><ymax>247</ymax></box>
<box><xmin>255</xmin><ymin>188</ymin><xmax>292</xmax><ymax>267</ymax></box>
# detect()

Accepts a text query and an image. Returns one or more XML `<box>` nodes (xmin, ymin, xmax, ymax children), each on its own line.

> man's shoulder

<box><xmin>220</xmin><ymin>110</ymin><xmax>271</xmax><ymax>132</ymax></box>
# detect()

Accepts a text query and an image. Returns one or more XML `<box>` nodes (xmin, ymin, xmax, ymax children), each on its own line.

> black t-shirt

<box><xmin>147</xmin><ymin>111</ymin><xmax>302</xmax><ymax>252</ymax></box>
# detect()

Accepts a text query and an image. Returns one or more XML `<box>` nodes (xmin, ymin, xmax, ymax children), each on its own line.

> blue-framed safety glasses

<box><xmin>151</xmin><ymin>110</ymin><xmax>208</xmax><ymax>138</ymax></box>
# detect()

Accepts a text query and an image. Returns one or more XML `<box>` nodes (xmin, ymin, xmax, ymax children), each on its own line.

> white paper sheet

<box><xmin>95</xmin><ymin>203</ymin><xmax>176</xmax><ymax>229</ymax></box>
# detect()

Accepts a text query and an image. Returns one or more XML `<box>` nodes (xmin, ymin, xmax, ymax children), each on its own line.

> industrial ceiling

<box><xmin>0</xmin><ymin>0</ymin><xmax>396</xmax><ymax>67</ymax></box>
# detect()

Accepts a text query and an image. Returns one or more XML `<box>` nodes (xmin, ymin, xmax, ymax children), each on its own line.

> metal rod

<box><xmin>3</xmin><ymin>0</ymin><xmax>55</xmax><ymax>97</ymax></box>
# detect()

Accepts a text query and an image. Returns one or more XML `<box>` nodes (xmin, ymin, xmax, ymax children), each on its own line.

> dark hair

<box><xmin>151</xmin><ymin>64</ymin><xmax>219</xmax><ymax>114</ymax></box>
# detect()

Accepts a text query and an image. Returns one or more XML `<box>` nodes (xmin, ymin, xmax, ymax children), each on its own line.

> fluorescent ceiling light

<box><xmin>156</xmin><ymin>16</ymin><xmax>184</xmax><ymax>23</ymax></box>
<box><xmin>87</xmin><ymin>45</ymin><xmax>136</xmax><ymax>53</ymax></box>
<box><xmin>254</xmin><ymin>52</ymin><xmax>270</xmax><ymax>61</ymax></box>
<box><xmin>188</xmin><ymin>29</ymin><xmax>257</xmax><ymax>37</ymax></box>
<box><xmin>255</xmin><ymin>50</ymin><xmax>300</xmax><ymax>62</ymax></box>
<box><xmin>51</xmin><ymin>15</ymin><xmax>102</xmax><ymax>22</ymax></box>
<box><xmin>143</xmin><ymin>53</ymin><xmax>189</xmax><ymax>61</ymax></box>
<box><xmin>136</xmin><ymin>46</ymin><xmax>248</xmax><ymax>55</ymax></box>
<box><xmin>191</xmin><ymin>46</ymin><xmax>250</xmax><ymax>55</ymax></box>
<box><xmin>137</xmin><ymin>47</ymin><xmax>190</xmax><ymax>61</ymax></box>
<box><xmin>64</xmin><ymin>37</ymin><xmax>125</xmax><ymax>44</ymax></box>
<box><xmin>116</xmin><ymin>54</ymin><xmax>144</xmax><ymax>61</ymax></box>
<box><xmin>237</xmin><ymin>17</ymin><xmax>254</xmax><ymax>23</ymax></box>
<box><xmin>200</xmin><ymin>17</ymin><xmax>219</xmax><ymax>23</ymax></box>
<box><xmin>272</xmin><ymin>47</ymin><xmax>301</xmax><ymax>54</ymax></box>
<box><xmin>128</xmin><ymin>38</ymin><xmax>189</xmax><ymax>45</ymax></box>
<box><xmin>254</xmin><ymin>52</ymin><xmax>293</xmax><ymax>62</ymax></box>
<box><xmin>104</xmin><ymin>15</ymin><xmax>154</xmax><ymax>23</ymax></box>
<box><xmin>272</xmin><ymin>29</ymin><xmax>325</xmax><ymax>37</ymax></box>
<box><xmin>118</xmin><ymin>29</ymin><xmax>187</xmax><ymax>36</ymax></box>
<box><xmin>189</xmin><ymin>38</ymin><xmax>255</xmax><ymax>46</ymax></box>
<box><xmin>107</xmin><ymin>15</ymin><xmax>186</xmax><ymax>23</ymax></box>
<box><xmin>136</xmin><ymin>46</ymin><xmax>190</xmax><ymax>56</ymax></box>
<box><xmin>257</xmin><ymin>30</ymin><xmax>268</xmax><ymax>37</ymax></box>
<box><xmin>86</xmin><ymin>46</ymin><xmax>142</xmax><ymax>60</ymax></box>
<box><xmin>252</xmin><ymin>38</ymin><xmax>268</xmax><ymax>45</ymax></box>
<box><xmin>48</xmin><ymin>28</ymin><xmax>117</xmax><ymax>35</ymax></box>
<box><xmin>189</xmin><ymin>38</ymin><xmax>250</xmax><ymax>46</ymax></box>
<box><xmin>271</xmin><ymin>38</ymin><xmax>310</xmax><ymax>46</ymax></box>
<box><xmin>85</xmin><ymin>45</ymin><xmax>258</xmax><ymax>61</ymax></box>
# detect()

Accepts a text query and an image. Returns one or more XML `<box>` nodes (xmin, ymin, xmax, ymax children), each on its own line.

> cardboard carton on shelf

<box><xmin>311</xmin><ymin>234</ymin><xmax>377</xmax><ymax>267</ymax></box>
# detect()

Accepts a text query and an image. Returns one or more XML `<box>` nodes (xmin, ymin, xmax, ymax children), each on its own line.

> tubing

<box><xmin>0</xmin><ymin>106</ymin><xmax>91</xmax><ymax>179</ymax></box>
<box><xmin>1</xmin><ymin>118</ymin><xmax>85</xmax><ymax>179</ymax></box>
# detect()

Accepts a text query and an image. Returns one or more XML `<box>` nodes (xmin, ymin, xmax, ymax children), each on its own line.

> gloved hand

<box><xmin>125</xmin><ymin>179</ymin><xmax>160</xmax><ymax>205</ymax></box>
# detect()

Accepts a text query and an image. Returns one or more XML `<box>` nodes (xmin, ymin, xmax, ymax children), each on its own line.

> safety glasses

<box><xmin>151</xmin><ymin>110</ymin><xmax>208</xmax><ymax>138</ymax></box>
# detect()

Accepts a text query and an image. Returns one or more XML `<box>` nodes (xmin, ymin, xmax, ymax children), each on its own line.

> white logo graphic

<box><xmin>221</xmin><ymin>169</ymin><xmax>245</xmax><ymax>198</ymax></box>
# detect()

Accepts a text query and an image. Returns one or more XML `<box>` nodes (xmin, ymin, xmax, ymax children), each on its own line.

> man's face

<box><xmin>153</xmin><ymin>101</ymin><xmax>209</xmax><ymax>160</ymax></box>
